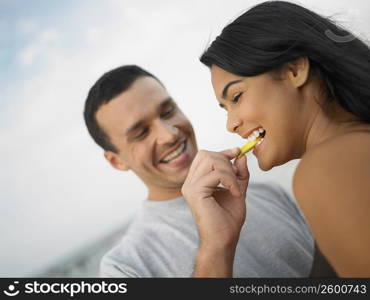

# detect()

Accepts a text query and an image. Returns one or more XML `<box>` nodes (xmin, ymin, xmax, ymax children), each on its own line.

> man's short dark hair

<box><xmin>83</xmin><ymin>65</ymin><xmax>160</xmax><ymax>153</ymax></box>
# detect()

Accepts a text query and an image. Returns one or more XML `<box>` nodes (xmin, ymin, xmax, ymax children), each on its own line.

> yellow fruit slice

<box><xmin>237</xmin><ymin>136</ymin><xmax>262</xmax><ymax>158</ymax></box>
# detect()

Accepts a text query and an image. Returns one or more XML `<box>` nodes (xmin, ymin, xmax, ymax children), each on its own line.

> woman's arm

<box><xmin>293</xmin><ymin>134</ymin><xmax>370</xmax><ymax>277</ymax></box>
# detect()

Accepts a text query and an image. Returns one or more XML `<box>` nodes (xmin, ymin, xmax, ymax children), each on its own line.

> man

<box><xmin>83</xmin><ymin>65</ymin><xmax>313</xmax><ymax>277</ymax></box>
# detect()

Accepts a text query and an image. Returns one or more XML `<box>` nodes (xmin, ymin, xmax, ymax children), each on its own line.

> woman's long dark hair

<box><xmin>200</xmin><ymin>1</ymin><xmax>370</xmax><ymax>123</ymax></box>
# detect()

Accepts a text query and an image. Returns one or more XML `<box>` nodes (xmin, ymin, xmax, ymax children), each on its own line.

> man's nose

<box><xmin>155</xmin><ymin>120</ymin><xmax>179</xmax><ymax>144</ymax></box>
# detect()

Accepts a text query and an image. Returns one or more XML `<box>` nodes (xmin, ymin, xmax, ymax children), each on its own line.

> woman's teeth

<box><xmin>256</xmin><ymin>138</ymin><xmax>264</xmax><ymax>146</ymax></box>
<box><xmin>246</xmin><ymin>128</ymin><xmax>265</xmax><ymax>143</ymax></box>
<box><xmin>161</xmin><ymin>142</ymin><xmax>186</xmax><ymax>163</ymax></box>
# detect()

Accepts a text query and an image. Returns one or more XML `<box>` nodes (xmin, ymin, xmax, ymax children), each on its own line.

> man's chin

<box><xmin>164</xmin><ymin>164</ymin><xmax>190</xmax><ymax>178</ymax></box>
<box><xmin>158</xmin><ymin>165</ymin><xmax>190</xmax><ymax>185</ymax></box>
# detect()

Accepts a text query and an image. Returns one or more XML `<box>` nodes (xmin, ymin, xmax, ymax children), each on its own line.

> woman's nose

<box><xmin>227</xmin><ymin>116</ymin><xmax>241</xmax><ymax>133</ymax></box>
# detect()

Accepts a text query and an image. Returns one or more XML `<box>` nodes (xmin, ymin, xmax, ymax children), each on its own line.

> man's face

<box><xmin>95</xmin><ymin>76</ymin><xmax>198</xmax><ymax>198</ymax></box>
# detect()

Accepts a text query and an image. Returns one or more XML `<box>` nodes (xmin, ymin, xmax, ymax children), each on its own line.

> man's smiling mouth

<box><xmin>159</xmin><ymin>141</ymin><xmax>187</xmax><ymax>164</ymax></box>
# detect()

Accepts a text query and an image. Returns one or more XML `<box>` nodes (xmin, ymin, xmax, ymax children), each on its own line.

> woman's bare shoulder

<box><xmin>292</xmin><ymin>131</ymin><xmax>370</xmax><ymax>276</ymax></box>
<box><xmin>293</xmin><ymin>130</ymin><xmax>370</xmax><ymax>203</ymax></box>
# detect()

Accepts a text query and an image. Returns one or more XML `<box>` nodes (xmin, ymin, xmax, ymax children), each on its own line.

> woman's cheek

<box><xmin>242</xmin><ymin>99</ymin><xmax>263</xmax><ymax>120</ymax></box>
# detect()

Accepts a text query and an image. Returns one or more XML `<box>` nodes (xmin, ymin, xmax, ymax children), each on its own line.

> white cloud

<box><xmin>16</xmin><ymin>18</ymin><xmax>38</xmax><ymax>36</ymax></box>
<box><xmin>17</xmin><ymin>28</ymin><xmax>59</xmax><ymax>66</ymax></box>
<box><xmin>17</xmin><ymin>44</ymin><xmax>40</xmax><ymax>65</ymax></box>
<box><xmin>85</xmin><ymin>27</ymin><xmax>103</xmax><ymax>44</ymax></box>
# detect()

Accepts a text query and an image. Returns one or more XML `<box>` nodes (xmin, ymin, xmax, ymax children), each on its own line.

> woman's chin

<box><xmin>259</xmin><ymin>164</ymin><xmax>273</xmax><ymax>171</ymax></box>
<box><xmin>257</xmin><ymin>158</ymin><xmax>273</xmax><ymax>171</ymax></box>
<box><xmin>257</xmin><ymin>154</ymin><xmax>292</xmax><ymax>171</ymax></box>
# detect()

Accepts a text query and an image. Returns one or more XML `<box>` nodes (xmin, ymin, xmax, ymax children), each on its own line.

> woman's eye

<box><xmin>232</xmin><ymin>92</ymin><xmax>243</xmax><ymax>103</ymax></box>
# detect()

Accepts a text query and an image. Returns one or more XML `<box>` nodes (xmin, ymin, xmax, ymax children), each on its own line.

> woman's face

<box><xmin>210</xmin><ymin>64</ymin><xmax>309</xmax><ymax>171</ymax></box>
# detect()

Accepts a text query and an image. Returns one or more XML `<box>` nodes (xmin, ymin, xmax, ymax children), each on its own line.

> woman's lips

<box><xmin>253</xmin><ymin>135</ymin><xmax>265</xmax><ymax>156</ymax></box>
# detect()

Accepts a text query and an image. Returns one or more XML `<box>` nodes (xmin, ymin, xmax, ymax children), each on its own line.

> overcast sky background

<box><xmin>1</xmin><ymin>0</ymin><xmax>369</xmax><ymax>276</ymax></box>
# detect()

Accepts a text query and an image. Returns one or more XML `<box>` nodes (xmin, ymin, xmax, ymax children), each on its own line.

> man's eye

<box><xmin>135</xmin><ymin>127</ymin><xmax>149</xmax><ymax>139</ymax></box>
<box><xmin>232</xmin><ymin>92</ymin><xmax>243</xmax><ymax>103</ymax></box>
<box><xmin>161</xmin><ymin>106</ymin><xmax>175</xmax><ymax>118</ymax></box>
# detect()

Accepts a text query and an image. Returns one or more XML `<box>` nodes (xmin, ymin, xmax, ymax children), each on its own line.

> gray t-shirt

<box><xmin>100</xmin><ymin>182</ymin><xmax>314</xmax><ymax>277</ymax></box>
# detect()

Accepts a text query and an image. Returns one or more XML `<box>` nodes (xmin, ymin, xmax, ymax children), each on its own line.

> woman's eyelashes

<box><xmin>231</xmin><ymin>92</ymin><xmax>243</xmax><ymax>103</ymax></box>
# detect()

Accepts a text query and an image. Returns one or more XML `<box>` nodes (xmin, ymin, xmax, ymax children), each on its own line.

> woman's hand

<box><xmin>181</xmin><ymin>148</ymin><xmax>249</xmax><ymax>276</ymax></box>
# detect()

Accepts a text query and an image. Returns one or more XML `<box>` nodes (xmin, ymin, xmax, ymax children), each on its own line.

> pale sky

<box><xmin>1</xmin><ymin>0</ymin><xmax>369</xmax><ymax>276</ymax></box>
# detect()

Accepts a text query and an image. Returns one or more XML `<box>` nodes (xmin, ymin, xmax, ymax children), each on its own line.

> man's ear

<box><xmin>286</xmin><ymin>56</ymin><xmax>310</xmax><ymax>88</ymax></box>
<box><xmin>104</xmin><ymin>151</ymin><xmax>130</xmax><ymax>171</ymax></box>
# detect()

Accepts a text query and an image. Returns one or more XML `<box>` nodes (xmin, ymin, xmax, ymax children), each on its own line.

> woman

<box><xmin>182</xmin><ymin>1</ymin><xmax>370</xmax><ymax>277</ymax></box>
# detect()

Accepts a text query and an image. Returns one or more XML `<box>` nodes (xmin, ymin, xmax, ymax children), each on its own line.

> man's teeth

<box><xmin>161</xmin><ymin>142</ymin><xmax>186</xmax><ymax>163</ymax></box>
<box><xmin>246</xmin><ymin>128</ymin><xmax>265</xmax><ymax>143</ymax></box>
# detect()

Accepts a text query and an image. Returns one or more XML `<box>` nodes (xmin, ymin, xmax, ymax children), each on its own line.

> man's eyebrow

<box><xmin>222</xmin><ymin>80</ymin><xmax>242</xmax><ymax>99</ymax></box>
<box><xmin>158</xmin><ymin>97</ymin><xmax>174</xmax><ymax>110</ymax></box>
<box><xmin>125</xmin><ymin>97</ymin><xmax>174</xmax><ymax>136</ymax></box>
